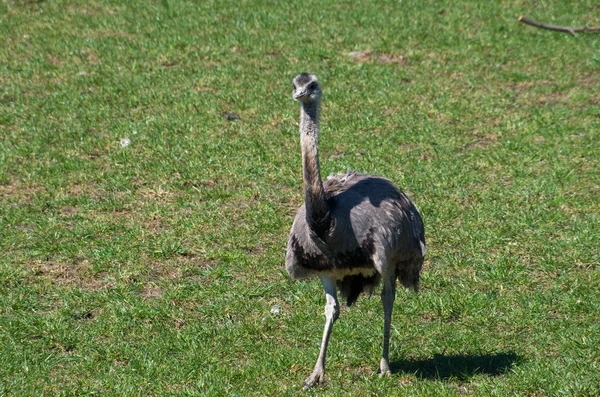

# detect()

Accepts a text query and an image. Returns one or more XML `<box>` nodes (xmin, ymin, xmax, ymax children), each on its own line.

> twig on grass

<box><xmin>518</xmin><ymin>16</ymin><xmax>600</xmax><ymax>37</ymax></box>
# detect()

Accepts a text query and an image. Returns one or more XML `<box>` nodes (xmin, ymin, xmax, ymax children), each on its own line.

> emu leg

<box><xmin>304</xmin><ymin>276</ymin><xmax>339</xmax><ymax>388</ymax></box>
<box><xmin>379</xmin><ymin>277</ymin><xmax>396</xmax><ymax>376</ymax></box>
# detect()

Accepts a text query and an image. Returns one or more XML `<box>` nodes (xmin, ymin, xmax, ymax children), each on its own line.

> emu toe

<box><xmin>303</xmin><ymin>369</ymin><xmax>325</xmax><ymax>388</ymax></box>
<box><xmin>379</xmin><ymin>359</ymin><xmax>391</xmax><ymax>377</ymax></box>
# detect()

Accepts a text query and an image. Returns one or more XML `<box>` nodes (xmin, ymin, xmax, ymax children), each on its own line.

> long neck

<box><xmin>299</xmin><ymin>101</ymin><xmax>331</xmax><ymax>238</ymax></box>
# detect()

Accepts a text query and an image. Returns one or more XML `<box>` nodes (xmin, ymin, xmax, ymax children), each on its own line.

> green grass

<box><xmin>1</xmin><ymin>0</ymin><xmax>599</xmax><ymax>395</ymax></box>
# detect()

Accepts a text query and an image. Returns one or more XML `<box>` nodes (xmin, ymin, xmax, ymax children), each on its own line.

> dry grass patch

<box><xmin>347</xmin><ymin>51</ymin><xmax>407</xmax><ymax>64</ymax></box>
<box><xmin>29</xmin><ymin>258</ymin><xmax>110</xmax><ymax>291</ymax></box>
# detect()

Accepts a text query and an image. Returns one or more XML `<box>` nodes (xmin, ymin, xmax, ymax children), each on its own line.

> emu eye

<box><xmin>308</xmin><ymin>82</ymin><xmax>317</xmax><ymax>90</ymax></box>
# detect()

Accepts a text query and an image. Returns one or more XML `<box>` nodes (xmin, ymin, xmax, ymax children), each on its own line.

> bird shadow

<box><xmin>390</xmin><ymin>352</ymin><xmax>522</xmax><ymax>381</ymax></box>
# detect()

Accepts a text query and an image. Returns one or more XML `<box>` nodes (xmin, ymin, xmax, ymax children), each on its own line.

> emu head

<box><xmin>292</xmin><ymin>73</ymin><xmax>321</xmax><ymax>104</ymax></box>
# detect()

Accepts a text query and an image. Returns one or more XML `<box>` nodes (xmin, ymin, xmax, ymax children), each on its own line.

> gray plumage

<box><xmin>285</xmin><ymin>73</ymin><xmax>426</xmax><ymax>387</ymax></box>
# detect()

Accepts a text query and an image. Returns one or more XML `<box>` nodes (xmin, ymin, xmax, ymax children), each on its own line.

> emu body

<box><xmin>285</xmin><ymin>73</ymin><xmax>426</xmax><ymax>387</ymax></box>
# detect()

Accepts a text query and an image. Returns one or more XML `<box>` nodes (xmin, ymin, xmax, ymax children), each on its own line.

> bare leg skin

<box><xmin>379</xmin><ymin>277</ymin><xmax>396</xmax><ymax>377</ymax></box>
<box><xmin>304</xmin><ymin>276</ymin><xmax>339</xmax><ymax>388</ymax></box>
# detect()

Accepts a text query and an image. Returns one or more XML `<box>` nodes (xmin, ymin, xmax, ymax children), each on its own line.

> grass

<box><xmin>1</xmin><ymin>0</ymin><xmax>599</xmax><ymax>395</ymax></box>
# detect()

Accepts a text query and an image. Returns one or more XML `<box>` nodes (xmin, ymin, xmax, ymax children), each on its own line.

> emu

<box><xmin>285</xmin><ymin>73</ymin><xmax>426</xmax><ymax>387</ymax></box>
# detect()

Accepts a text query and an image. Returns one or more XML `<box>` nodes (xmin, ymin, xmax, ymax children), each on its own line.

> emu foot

<box><xmin>379</xmin><ymin>369</ymin><xmax>391</xmax><ymax>378</ymax></box>
<box><xmin>303</xmin><ymin>368</ymin><xmax>325</xmax><ymax>388</ymax></box>
<box><xmin>379</xmin><ymin>359</ymin><xmax>391</xmax><ymax>378</ymax></box>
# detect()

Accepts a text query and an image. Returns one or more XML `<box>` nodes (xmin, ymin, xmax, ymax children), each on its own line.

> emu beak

<box><xmin>293</xmin><ymin>91</ymin><xmax>307</xmax><ymax>100</ymax></box>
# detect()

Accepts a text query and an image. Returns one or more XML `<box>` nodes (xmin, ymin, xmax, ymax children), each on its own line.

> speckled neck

<box><xmin>299</xmin><ymin>101</ymin><xmax>330</xmax><ymax>239</ymax></box>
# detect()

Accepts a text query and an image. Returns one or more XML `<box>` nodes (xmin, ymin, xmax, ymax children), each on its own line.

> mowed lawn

<box><xmin>1</xmin><ymin>0</ymin><xmax>599</xmax><ymax>395</ymax></box>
